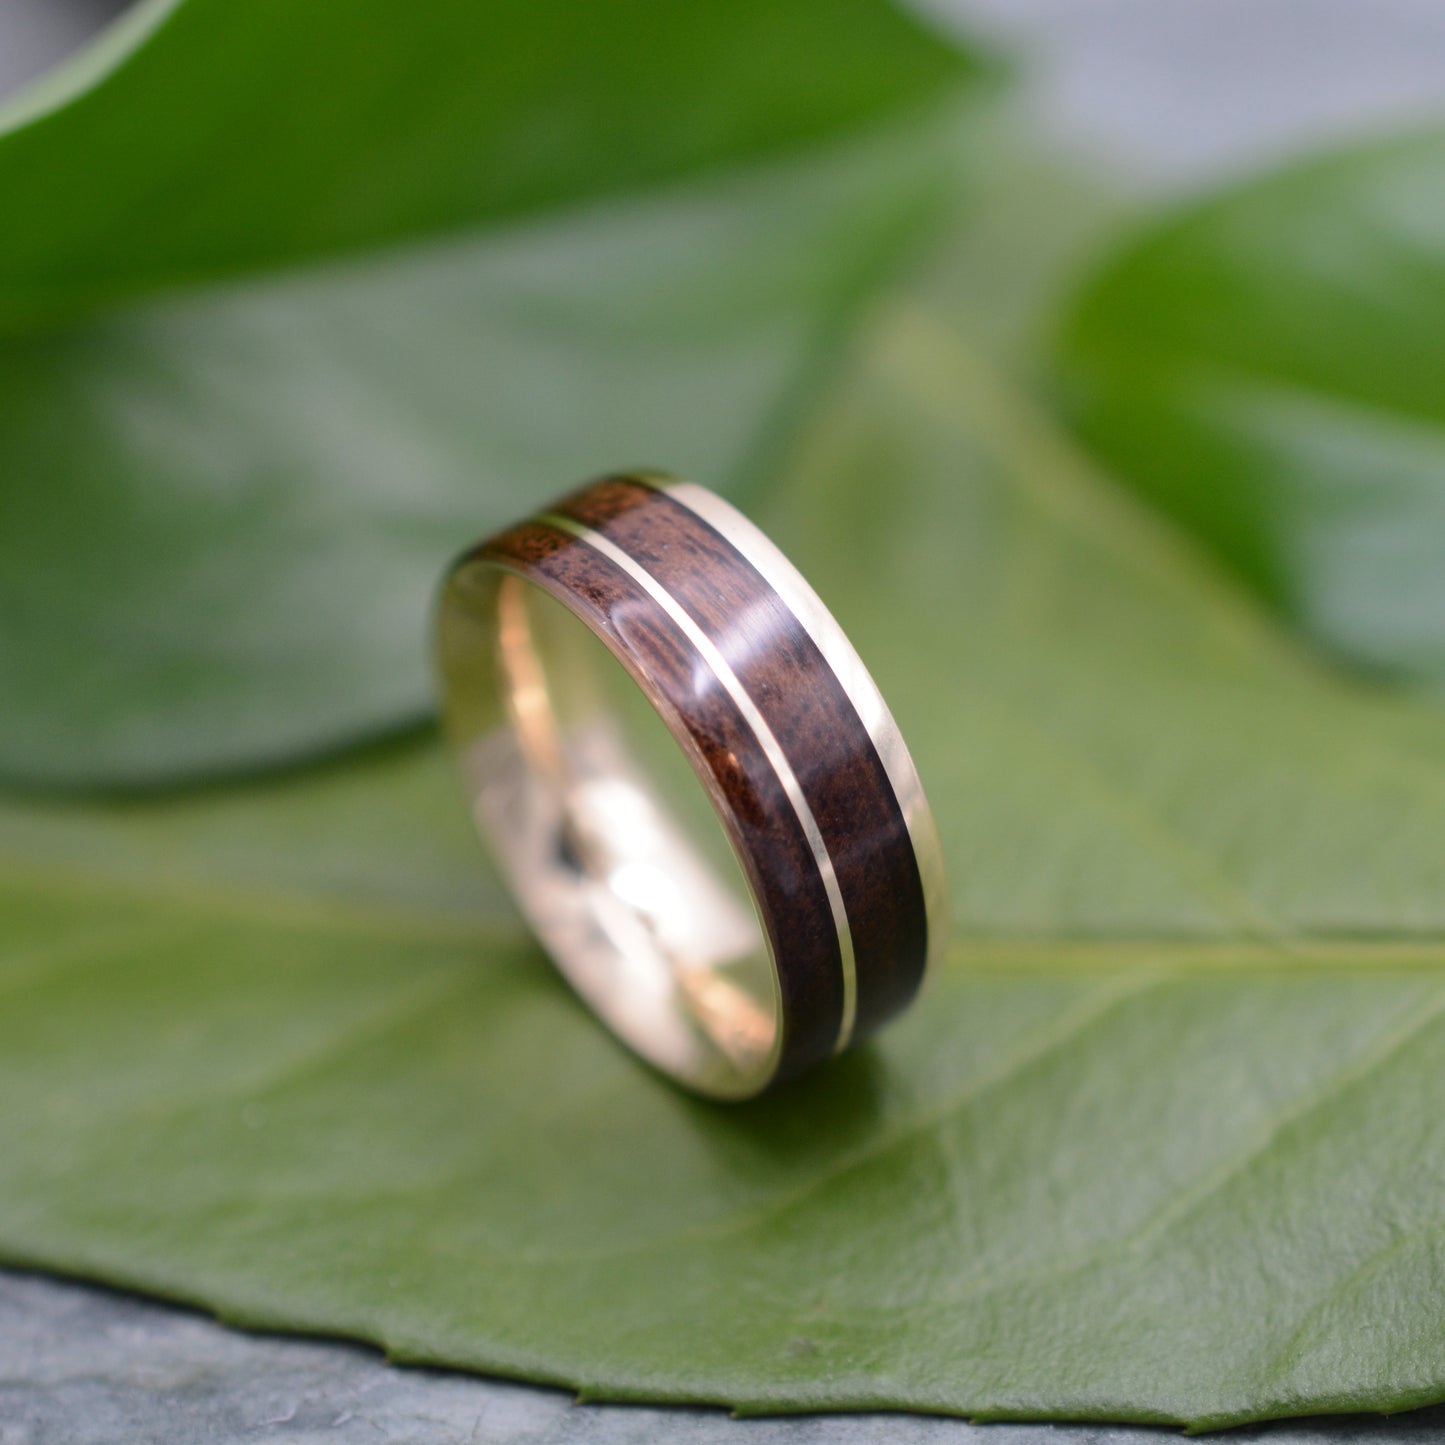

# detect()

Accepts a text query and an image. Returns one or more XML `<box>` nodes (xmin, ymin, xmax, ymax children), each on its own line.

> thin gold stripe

<box><xmin>536</xmin><ymin>511</ymin><xmax>860</xmax><ymax>1052</ymax></box>
<box><xmin>659</xmin><ymin>479</ymin><xmax>949</xmax><ymax>987</ymax></box>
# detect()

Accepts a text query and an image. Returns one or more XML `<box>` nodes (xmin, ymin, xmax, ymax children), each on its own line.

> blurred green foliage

<box><xmin>1061</xmin><ymin>130</ymin><xmax>1445</xmax><ymax>694</ymax></box>
<box><xmin>0</xmin><ymin>0</ymin><xmax>981</xmax><ymax>784</ymax></box>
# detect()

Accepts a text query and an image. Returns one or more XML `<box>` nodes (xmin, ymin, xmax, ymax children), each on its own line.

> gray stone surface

<box><xmin>4</xmin><ymin>1</ymin><xmax>1445</xmax><ymax>1442</ymax></box>
<box><xmin>5</xmin><ymin>1271</ymin><xmax>1445</xmax><ymax>1445</ymax></box>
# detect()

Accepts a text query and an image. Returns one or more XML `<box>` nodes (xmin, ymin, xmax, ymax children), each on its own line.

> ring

<box><xmin>435</xmin><ymin>472</ymin><xmax>947</xmax><ymax>1098</ymax></box>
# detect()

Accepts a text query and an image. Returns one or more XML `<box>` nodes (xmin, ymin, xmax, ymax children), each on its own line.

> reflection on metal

<box><xmin>497</xmin><ymin>574</ymin><xmax>566</xmax><ymax>792</ymax></box>
<box><xmin>456</xmin><ymin>572</ymin><xmax>778</xmax><ymax>1098</ymax></box>
<box><xmin>537</xmin><ymin>509</ymin><xmax>861</xmax><ymax>1054</ymax></box>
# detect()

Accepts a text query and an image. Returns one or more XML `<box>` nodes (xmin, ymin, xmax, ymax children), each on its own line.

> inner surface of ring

<box><xmin>452</xmin><ymin>568</ymin><xmax>780</xmax><ymax>1098</ymax></box>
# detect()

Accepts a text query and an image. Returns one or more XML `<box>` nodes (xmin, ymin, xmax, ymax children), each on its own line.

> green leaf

<box><xmin>0</xmin><ymin>0</ymin><xmax>984</xmax><ymax>787</ymax></box>
<box><xmin>1055</xmin><ymin>128</ymin><xmax>1445</xmax><ymax>695</ymax></box>
<box><xmin>0</xmin><ymin>0</ymin><xmax>977</xmax><ymax>319</ymax></box>
<box><xmin>3</xmin><ymin>276</ymin><xmax>1445</xmax><ymax>1428</ymax></box>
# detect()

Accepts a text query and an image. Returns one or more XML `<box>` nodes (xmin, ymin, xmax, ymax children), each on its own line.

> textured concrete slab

<box><xmin>5</xmin><ymin>1272</ymin><xmax>1445</xmax><ymax>1445</ymax></box>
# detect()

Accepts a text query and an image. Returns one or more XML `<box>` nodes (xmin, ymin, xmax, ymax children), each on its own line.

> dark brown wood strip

<box><xmin>481</xmin><ymin>518</ymin><xmax>846</xmax><ymax>1083</ymax></box>
<box><xmin>553</xmin><ymin>475</ymin><xmax>929</xmax><ymax>1041</ymax></box>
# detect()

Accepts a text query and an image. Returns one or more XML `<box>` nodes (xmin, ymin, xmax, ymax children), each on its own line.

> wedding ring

<box><xmin>434</xmin><ymin>473</ymin><xmax>947</xmax><ymax>1099</ymax></box>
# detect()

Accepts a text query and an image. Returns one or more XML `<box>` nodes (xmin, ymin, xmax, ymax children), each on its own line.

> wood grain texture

<box><xmin>556</xmin><ymin>476</ymin><xmax>929</xmax><ymax>1042</ymax></box>
<box><xmin>476</xmin><ymin>473</ymin><xmax>930</xmax><ymax>1083</ymax></box>
<box><xmin>482</xmin><ymin>515</ymin><xmax>845</xmax><ymax>1082</ymax></box>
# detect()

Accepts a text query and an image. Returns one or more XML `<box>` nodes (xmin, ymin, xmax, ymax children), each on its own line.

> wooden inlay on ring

<box><xmin>473</xmin><ymin>472</ymin><xmax>933</xmax><ymax>1086</ymax></box>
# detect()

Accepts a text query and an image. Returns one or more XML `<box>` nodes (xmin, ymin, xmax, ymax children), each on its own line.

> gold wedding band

<box><xmin>435</xmin><ymin>473</ymin><xmax>946</xmax><ymax>1099</ymax></box>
